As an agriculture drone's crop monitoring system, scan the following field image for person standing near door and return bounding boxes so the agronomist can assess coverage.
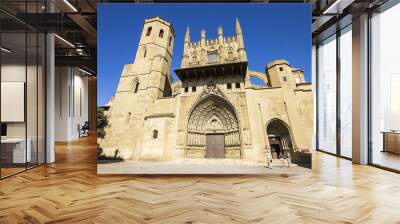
[265,150,272,169]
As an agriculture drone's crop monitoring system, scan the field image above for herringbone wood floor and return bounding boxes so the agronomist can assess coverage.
[1,135,400,224]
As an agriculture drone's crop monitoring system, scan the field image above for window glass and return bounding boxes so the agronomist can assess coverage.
[27,30,38,169]
[0,2,46,178]
[371,4,400,170]
[1,30,28,177]
[317,34,337,154]
[339,26,352,158]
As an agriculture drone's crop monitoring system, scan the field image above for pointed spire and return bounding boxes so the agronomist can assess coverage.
[201,29,206,40]
[235,18,246,61]
[201,29,206,46]
[236,18,242,34]
[218,26,223,44]
[183,26,190,60]
[184,26,190,43]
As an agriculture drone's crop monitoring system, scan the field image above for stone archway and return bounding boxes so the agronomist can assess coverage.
[266,119,294,159]
[187,93,241,158]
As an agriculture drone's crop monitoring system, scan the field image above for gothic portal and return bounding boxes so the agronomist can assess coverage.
[186,84,241,158]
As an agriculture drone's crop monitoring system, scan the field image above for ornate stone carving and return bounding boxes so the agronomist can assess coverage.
[187,94,240,148]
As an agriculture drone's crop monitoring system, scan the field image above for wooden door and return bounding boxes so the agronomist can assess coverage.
[206,134,225,158]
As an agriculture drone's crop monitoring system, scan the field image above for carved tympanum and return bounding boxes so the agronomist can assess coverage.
[187,92,240,148]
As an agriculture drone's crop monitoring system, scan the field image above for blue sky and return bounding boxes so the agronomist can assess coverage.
[98,4,311,106]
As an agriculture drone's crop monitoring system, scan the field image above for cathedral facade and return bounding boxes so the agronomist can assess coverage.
[99,17,313,163]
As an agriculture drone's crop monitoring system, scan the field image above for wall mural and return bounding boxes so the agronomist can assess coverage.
[97,4,312,174]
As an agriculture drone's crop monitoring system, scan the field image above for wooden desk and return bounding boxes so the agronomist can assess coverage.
[1,138,31,163]
[382,131,400,154]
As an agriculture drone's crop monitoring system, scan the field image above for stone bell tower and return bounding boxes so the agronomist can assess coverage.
[133,16,175,98]
[113,16,175,99]
[99,17,175,159]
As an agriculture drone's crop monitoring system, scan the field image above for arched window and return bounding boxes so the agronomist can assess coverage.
[146,27,152,36]
[192,55,197,63]
[159,29,164,38]
[143,50,147,58]
[169,36,172,46]
[152,129,158,139]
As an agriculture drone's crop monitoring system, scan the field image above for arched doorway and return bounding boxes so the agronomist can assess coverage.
[266,119,294,159]
[187,94,240,158]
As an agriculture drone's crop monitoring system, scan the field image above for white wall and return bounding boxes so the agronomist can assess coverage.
[55,67,89,141]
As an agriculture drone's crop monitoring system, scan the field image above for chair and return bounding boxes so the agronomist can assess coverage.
[79,121,90,138]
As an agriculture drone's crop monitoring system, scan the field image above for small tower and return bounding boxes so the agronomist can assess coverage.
[266,60,296,88]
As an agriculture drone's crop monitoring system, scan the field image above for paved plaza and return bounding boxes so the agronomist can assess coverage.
[98,159,308,175]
